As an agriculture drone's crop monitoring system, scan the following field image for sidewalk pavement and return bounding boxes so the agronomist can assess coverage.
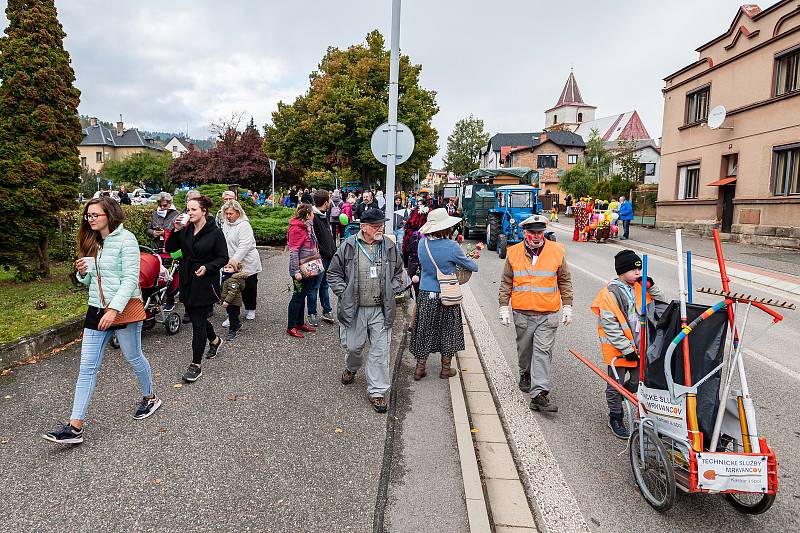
[0,250,469,532]
[553,220,800,297]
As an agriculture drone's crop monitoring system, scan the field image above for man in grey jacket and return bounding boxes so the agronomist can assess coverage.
[327,208,406,413]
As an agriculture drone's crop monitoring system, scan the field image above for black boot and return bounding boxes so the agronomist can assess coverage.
[518,372,531,393]
[530,392,558,412]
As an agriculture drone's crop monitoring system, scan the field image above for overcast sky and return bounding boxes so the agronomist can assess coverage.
[1,0,754,167]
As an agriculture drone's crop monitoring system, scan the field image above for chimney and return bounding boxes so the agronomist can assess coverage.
[89,117,98,127]
[539,133,547,143]
[116,114,124,136]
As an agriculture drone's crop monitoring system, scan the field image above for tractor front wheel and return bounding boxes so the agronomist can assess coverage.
[486,215,500,251]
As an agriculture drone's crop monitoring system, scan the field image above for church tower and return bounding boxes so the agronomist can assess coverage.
[544,70,596,131]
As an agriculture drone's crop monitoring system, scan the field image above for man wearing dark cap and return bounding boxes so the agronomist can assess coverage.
[590,249,665,438]
[327,208,406,413]
[498,215,573,413]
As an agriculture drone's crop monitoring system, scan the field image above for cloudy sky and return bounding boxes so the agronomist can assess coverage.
[2,0,754,166]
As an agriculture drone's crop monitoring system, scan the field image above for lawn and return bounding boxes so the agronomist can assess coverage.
[0,262,87,344]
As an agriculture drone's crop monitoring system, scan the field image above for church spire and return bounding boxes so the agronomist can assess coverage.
[555,70,585,107]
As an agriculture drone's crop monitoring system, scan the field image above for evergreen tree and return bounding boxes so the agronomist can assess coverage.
[443,115,489,177]
[0,1,82,280]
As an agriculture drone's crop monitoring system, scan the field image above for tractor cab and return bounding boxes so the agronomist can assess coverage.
[486,185,541,258]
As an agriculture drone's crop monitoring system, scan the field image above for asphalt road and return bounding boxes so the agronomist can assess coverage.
[466,226,800,533]
[0,251,467,533]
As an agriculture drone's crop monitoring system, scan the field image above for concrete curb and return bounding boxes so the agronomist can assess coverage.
[450,348,493,533]
[457,315,539,532]
[549,222,800,298]
[0,316,83,371]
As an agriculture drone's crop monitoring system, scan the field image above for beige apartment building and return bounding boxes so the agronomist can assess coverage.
[658,1,800,248]
[79,117,165,174]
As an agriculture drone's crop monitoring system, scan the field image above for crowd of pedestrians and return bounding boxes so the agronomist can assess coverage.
[44,183,483,443]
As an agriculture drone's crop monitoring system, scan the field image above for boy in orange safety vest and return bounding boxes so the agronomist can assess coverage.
[590,250,665,439]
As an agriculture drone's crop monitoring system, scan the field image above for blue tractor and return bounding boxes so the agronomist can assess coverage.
[485,185,542,259]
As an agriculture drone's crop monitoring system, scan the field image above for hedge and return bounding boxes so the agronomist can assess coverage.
[50,196,293,261]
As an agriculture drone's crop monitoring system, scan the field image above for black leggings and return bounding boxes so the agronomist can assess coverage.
[242,274,258,311]
[187,304,216,365]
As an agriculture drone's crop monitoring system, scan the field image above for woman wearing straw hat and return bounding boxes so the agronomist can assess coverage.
[409,208,479,380]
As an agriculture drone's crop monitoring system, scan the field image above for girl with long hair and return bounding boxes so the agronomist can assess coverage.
[166,195,229,383]
[43,198,161,445]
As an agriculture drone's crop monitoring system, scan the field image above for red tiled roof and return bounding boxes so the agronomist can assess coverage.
[555,71,585,107]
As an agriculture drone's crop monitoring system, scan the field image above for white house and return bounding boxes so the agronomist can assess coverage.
[478,132,536,169]
[165,136,194,158]
[608,139,661,185]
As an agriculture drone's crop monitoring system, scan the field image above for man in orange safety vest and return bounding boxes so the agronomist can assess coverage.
[498,215,573,413]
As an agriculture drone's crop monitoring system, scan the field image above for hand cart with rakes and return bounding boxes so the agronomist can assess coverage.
[571,229,795,513]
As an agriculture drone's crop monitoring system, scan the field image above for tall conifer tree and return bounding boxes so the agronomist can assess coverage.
[0,0,82,279]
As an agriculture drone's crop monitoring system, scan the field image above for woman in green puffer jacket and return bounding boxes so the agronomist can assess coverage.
[43,197,162,445]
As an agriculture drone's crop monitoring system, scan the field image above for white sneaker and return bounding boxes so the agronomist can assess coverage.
[246,310,256,320]
[222,318,230,327]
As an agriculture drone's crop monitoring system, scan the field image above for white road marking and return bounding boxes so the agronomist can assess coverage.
[567,250,800,383]
[461,284,590,533]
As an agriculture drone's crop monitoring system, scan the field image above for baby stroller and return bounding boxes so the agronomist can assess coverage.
[110,246,182,348]
[343,221,361,239]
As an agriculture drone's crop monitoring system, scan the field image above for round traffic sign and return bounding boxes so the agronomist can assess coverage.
[371,121,415,166]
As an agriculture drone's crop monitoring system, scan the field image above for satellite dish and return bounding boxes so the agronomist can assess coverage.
[708,105,727,129]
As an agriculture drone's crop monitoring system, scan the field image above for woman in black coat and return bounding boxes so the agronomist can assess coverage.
[166,195,229,383]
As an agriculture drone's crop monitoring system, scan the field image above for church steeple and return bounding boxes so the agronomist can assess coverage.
[555,70,585,107]
[544,69,596,131]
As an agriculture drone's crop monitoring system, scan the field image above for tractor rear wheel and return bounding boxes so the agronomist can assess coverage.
[486,215,500,251]
[462,224,470,240]
[498,234,508,259]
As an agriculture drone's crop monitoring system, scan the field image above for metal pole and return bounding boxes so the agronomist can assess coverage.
[687,251,693,304]
[385,0,401,234]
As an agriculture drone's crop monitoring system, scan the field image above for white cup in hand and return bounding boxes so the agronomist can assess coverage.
[79,256,95,274]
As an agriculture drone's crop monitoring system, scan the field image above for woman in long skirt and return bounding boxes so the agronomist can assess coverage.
[409,208,479,380]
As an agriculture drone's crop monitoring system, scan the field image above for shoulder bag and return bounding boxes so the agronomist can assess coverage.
[96,252,146,326]
[298,225,324,278]
[423,239,462,306]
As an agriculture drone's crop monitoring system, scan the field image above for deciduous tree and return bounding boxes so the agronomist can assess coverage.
[102,151,173,192]
[443,115,489,177]
[0,0,83,279]
[263,30,439,190]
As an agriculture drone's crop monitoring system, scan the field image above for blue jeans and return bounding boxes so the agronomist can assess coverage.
[288,276,316,328]
[622,219,631,239]
[307,258,332,315]
[71,322,153,421]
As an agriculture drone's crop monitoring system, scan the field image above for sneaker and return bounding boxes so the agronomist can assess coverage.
[308,314,320,327]
[370,395,388,413]
[246,310,256,320]
[608,418,630,440]
[162,302,175,313]
[206,336,223,359]
[225,327,240,341]
[42,423,84,444]
[287,327,304,338]
[321,312,335,323]
[133,395,163,420]
[518,372,531,393]
[298,323,316,333]
[530,392,558,412]
[182,313,192,324]
[183,363,202,383]
[341,369,356,385]
[222,318,230,327]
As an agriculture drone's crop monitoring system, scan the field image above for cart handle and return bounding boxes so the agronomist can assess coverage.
[569,349,639,406]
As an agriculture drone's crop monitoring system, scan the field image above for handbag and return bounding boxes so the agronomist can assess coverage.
[299,253,324,278]
[95,254,146,326]
[423,239,462,306]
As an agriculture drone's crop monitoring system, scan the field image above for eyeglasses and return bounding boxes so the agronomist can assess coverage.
[84,213,108,221]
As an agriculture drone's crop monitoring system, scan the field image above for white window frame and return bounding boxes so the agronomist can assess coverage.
[678,164,700,199]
